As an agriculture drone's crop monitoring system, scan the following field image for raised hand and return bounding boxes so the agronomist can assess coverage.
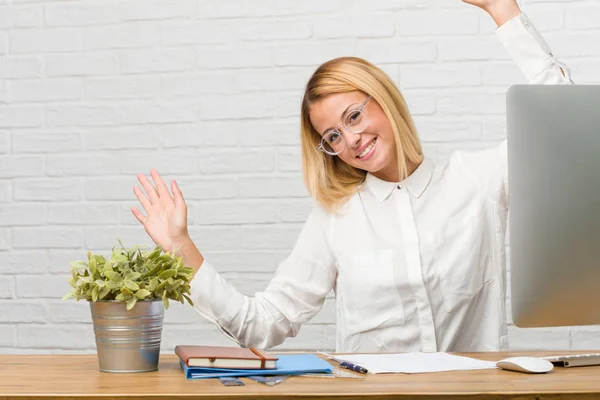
[131,169,189,254]
[462,0,521,27]
[462,0,497,11]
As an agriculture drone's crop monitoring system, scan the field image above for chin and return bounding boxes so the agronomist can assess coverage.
[361,152,395,177]
[365,164,385,175]
[354,161,383,175]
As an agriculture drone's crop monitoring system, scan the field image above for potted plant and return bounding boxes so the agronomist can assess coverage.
[63,238,195,373]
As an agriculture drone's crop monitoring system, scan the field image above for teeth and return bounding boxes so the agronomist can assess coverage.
[358,139,376,158]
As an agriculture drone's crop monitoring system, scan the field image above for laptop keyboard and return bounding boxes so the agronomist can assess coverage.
[542,353,600,367]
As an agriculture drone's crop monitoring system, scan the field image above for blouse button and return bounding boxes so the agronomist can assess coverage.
[397,184,402,190]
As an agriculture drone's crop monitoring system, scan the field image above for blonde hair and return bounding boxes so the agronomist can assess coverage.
[301,57,424,212]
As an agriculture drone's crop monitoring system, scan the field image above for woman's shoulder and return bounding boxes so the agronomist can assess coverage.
[442,140,507,177]
[433,140,508,201]
[310,185,365,217]
[305,198,339,227]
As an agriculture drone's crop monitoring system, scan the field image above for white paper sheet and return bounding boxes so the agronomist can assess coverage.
[334,352,498,374]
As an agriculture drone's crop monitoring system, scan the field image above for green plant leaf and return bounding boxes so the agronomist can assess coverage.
[89,258,97,275]
[64,239,195,308]
[106,280,121,290]
[183,294,194,306]
[117,236,126,251]
[147,247,161,260]
[162,290,169,309]
[158,269,176,280]
[69,260,88,269]
[124,272,142,281]
[98,286,110,300]
[144,262,162,278]
[173,290,183,303]
[181,284,191,295]
[104,270,122,282]
[124,280,139,291]
[135,289,151,299]
[167,279,183,292]
[113,253,128,263]
[126,296,137,311]
[75,277,89,287]
[157,254,172,264]
[178,267,194,276]
[157,279,169,292]
[62,288,76,300]
[103,260,114,271]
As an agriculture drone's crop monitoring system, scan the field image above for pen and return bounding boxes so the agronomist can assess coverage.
[338,360,368,374]
[316,350,368,374]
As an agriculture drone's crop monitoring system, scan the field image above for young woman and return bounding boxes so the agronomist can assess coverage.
[132,0,573,352]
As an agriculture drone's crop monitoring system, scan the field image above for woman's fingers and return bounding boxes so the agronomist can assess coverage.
[131,206,147,224]
[171,180,186,209]
[133,185,152,213]
[137,173,160,205]
[150,168,174,205]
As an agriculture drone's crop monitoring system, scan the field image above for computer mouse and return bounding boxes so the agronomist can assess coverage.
[496,356,554,374]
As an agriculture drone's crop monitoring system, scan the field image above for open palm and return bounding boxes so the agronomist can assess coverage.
[131,169,189,253]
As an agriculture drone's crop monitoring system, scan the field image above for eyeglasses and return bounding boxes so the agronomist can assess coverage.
[316,95,372,156]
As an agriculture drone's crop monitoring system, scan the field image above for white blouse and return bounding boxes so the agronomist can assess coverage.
[189,13,574,353]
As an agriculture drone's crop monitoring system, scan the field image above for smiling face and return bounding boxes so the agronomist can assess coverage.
[309,91,399,182]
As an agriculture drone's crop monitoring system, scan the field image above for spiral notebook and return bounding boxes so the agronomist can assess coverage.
[179,354,333,379]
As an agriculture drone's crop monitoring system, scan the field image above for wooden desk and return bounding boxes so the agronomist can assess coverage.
[1,351,600,399]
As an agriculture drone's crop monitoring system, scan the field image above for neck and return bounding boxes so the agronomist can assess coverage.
[372,157,422,182]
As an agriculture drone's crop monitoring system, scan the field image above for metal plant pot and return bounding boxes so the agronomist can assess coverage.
[89,299,164,373]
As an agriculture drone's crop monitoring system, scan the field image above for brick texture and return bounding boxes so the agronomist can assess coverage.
[0,0,598,354]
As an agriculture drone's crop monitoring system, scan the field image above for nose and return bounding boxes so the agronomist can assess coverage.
[342,127,361,149]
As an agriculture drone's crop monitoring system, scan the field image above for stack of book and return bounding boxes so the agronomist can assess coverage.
[175,345,333,380]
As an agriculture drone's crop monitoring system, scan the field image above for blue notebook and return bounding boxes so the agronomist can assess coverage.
[179,354,333,379]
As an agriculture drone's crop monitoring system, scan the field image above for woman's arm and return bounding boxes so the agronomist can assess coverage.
[132,169,336,350]
[465,0,573,84]
[189,204,337,349]
[456,0,573,209]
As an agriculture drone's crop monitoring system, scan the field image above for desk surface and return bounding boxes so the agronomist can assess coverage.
[1,351,600,400]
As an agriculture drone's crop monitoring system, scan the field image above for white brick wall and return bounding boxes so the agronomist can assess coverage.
[0,0,599,355]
